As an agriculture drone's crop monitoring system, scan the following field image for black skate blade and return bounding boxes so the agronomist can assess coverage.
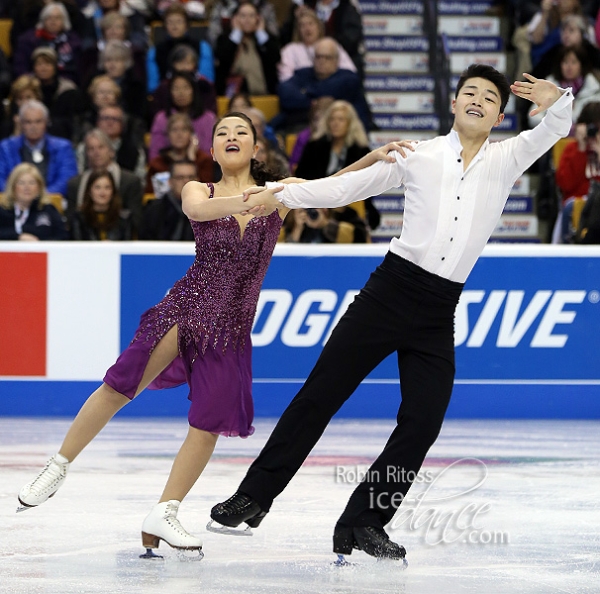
[139,548,163,559]
[206,519,253,536]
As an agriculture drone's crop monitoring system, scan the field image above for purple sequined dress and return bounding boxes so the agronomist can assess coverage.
[104,184,282,437]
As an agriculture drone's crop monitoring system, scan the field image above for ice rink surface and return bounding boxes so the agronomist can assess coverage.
[1,417,599,594]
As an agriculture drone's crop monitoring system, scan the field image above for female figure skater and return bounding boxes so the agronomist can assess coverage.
[17,111,408,558]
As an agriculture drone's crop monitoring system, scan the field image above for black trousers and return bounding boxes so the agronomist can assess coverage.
[240,252,464,529]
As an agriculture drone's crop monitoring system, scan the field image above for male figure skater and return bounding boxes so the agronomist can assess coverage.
[210,65,573,562]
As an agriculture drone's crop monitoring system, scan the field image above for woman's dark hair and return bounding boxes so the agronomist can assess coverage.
[228,91,252,111]
[168,43,199,71]
[455,64,511,113]
[553,45,590,80]
[167,70,205,119]
[211,111,284,184]
[81,169,122,231]
[577,100,600,125]
[233,1,258,17]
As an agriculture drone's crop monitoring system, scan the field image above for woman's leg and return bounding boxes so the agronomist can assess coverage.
[158,426,219,503]
[59,325,180,462]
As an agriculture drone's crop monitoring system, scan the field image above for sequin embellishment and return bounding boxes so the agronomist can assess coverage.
[132,183,282,361]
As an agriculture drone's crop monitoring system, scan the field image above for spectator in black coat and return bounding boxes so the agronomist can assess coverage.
[295,99,379,234]
[0,163,66,240]
[70,168,132,240]
[214,0,280,96]
[140,160,197,241]
[31,46,84,141]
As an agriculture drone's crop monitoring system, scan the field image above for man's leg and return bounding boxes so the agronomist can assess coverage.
[337,348,455,530]
[239,298,398,511]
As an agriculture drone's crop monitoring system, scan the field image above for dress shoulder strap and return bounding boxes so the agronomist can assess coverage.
[206,182,214,199]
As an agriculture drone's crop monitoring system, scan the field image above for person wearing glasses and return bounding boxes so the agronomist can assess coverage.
[140,159,199,241]
[274,37,370,133]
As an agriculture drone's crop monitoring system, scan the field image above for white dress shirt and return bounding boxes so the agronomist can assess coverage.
[269,89,573,283]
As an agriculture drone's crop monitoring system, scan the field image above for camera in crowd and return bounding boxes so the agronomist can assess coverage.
[305,208,320,221]
[587,123,599,138]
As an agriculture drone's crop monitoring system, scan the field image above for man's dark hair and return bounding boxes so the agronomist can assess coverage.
[169,158,196,175]
[455,64,511,113]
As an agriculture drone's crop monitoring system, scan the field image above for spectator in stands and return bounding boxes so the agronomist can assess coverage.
[0,75,43,139]
[98,40,147,118]
[81,12,146,90]
[146,113,214,193]
[140,159,197,240]
[255,135,290,178]
[295,99,375,239]
[228,91,253,110]
[70,169,133,240]
[280,0,365,77]
[93,105,146,181]
[0,100,77,198]
[528,45,600,127]
[527,0,590,66]
[150,71,216,160]
[288,96,334,171]
[537,15,600,78]
[68,128,143,233]
[149,44,217,122]
[278,7,356,82]
[81,0,147,52]
[214,0,280,97]
[556,101,600,200]
[0,163,67,240]
[0,48,10,104]
[155,0,206,20]
[208,0,279,45]
[280,207,360,243]
[31,46,84,141]
[147,2,214,94]
[235,105,280,151]
[13,2,82,84]
[275,37,371,132]
[9,0,85,53]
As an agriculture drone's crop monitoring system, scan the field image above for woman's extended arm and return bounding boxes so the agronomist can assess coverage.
[182,182,284,221]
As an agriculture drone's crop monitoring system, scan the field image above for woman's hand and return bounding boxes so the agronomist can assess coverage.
[370,140,417,163]
[241,185,285,215]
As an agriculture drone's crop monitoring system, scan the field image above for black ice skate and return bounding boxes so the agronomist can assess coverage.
[207,492,267,536]
[333,524,408,567]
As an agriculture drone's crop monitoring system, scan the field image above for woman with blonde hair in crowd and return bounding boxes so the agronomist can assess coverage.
[0,163,66,240]
[277,7,356,82]
[295,100,379,238]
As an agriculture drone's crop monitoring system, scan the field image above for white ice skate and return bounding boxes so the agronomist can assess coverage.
[140,500,204,560]
[17,453,70,512]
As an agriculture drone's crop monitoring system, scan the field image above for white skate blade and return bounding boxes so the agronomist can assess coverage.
[206,519,253,536]
[176,549,205,562]
[16,504,33,513]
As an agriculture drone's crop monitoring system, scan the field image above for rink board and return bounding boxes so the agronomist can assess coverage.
[1,244,600,419]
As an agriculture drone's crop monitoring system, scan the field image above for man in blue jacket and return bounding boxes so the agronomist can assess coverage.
[275,37,371,132]
[0,100,78,198]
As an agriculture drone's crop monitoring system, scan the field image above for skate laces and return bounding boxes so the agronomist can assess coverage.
[28,458,67,495]
[219,492,252,513]
[164,503,191,537]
